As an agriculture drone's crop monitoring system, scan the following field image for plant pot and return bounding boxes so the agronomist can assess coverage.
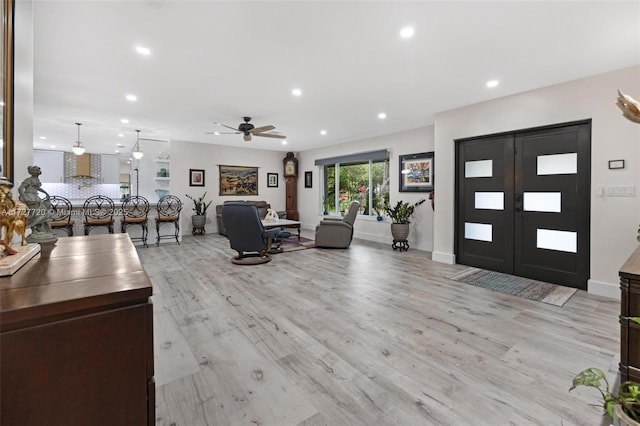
[391,223,409,241]
[614,404,640,426]
[191,214,206,228]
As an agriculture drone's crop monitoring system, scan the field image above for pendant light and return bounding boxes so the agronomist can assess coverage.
[132,129,144,160]
[72,123,86,156]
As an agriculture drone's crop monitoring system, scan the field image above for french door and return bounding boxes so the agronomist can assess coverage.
[455,121,591,290]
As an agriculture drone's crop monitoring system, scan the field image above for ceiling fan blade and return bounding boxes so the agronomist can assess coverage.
[139,137,169,142]
[214,122,241,132]
[244,134,252,142]
[254,132,286,139]
[249,125,275,134]
[205,131,240,135]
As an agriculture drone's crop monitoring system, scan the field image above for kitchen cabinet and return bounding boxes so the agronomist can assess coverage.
[33,149,64,183]
[100,154,120,184]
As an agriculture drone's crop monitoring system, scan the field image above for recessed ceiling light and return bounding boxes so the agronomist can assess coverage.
[486,79,499,88]
[115,150,120,153]
[214,131,220,136]
[116,143,125,148]
[121,118,129,124]
[135,46,151,56]
[400,27,415,39]
[378,112,387,119]
[40,136,46,140]
[126,94,138,102]
[291,88,302,97]
[282,140,288,145]
[320,130,327,135]
[118,133,124,137]
[50,145,56,148]
[126,161,131,164]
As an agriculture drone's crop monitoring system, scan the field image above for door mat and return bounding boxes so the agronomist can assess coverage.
[277,236,316,253]
[447,268,577,307]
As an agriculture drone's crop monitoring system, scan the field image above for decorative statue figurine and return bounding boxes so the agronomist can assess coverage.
[18,165,58,244]
[616,89,640,124]
[264,208,279,221]
[0,177,28,254]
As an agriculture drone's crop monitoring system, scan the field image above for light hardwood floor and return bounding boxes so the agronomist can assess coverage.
[138,233,620,426]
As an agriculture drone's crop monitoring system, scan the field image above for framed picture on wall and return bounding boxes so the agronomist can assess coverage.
[219,165,258,196]
[304,171,312,188]
[399,152,434,192]
[267,172,278,188]
[189,169,205,187]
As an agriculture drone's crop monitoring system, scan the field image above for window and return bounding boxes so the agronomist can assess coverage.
[315,150,389,216]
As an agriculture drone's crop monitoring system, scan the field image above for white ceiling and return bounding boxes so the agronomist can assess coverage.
[32,1,640,158]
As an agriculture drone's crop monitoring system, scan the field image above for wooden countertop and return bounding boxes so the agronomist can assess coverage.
[620,245,640,280]
[0,234,152,331]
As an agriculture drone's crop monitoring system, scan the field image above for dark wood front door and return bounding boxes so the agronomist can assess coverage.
[456,121,591,290]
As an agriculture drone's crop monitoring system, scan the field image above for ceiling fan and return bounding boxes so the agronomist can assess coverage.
[207,116,286,142]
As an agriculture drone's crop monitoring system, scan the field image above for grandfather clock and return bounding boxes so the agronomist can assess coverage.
[283,152,299,220]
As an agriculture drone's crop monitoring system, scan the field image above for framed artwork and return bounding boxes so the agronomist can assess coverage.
[267,172,278,188]
[2,0,15,181]
[399,152,434,192]
[304,171,312,188]
[189,169,205,187]
[219,165,259,196]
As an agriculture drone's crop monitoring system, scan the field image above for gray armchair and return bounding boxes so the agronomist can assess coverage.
[222,203,289,264]
[315,201,359,248]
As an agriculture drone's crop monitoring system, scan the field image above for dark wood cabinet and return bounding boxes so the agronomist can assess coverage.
[0,234,154,426]
[619,245,640,382]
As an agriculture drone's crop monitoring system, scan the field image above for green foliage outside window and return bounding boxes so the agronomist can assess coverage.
[323,160,389,216]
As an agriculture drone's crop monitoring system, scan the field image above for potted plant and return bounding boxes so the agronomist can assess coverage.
[570,366,640,425]
[185,192,212,231]
[372,192,387,221]
[383,198,425,243]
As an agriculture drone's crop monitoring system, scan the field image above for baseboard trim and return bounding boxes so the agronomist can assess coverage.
[587,279,620,300]
[432,251,456,264]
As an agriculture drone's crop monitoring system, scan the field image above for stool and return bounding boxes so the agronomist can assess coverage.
[155,195,182,246]
[83,195,115,235]
[121,196,149,247]
[49,195,75,237]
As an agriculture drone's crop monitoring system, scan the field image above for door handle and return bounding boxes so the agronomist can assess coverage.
[515,194,522,212]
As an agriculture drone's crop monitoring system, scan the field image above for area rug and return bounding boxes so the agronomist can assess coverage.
[277,236,316,253]
[447,267,577,307]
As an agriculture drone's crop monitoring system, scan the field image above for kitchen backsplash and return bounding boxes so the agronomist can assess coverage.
[41,182,120,201]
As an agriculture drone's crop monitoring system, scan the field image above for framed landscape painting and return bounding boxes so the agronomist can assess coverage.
[399,152,434,192]
[219,165,259,196]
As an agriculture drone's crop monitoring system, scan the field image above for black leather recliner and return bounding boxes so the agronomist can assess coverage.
[222,203,289,265]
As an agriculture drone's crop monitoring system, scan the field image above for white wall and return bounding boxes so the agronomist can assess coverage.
[299,126,435,251]
[433,66,640,297]
[169,140,288,234]
[13,0,34,184]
